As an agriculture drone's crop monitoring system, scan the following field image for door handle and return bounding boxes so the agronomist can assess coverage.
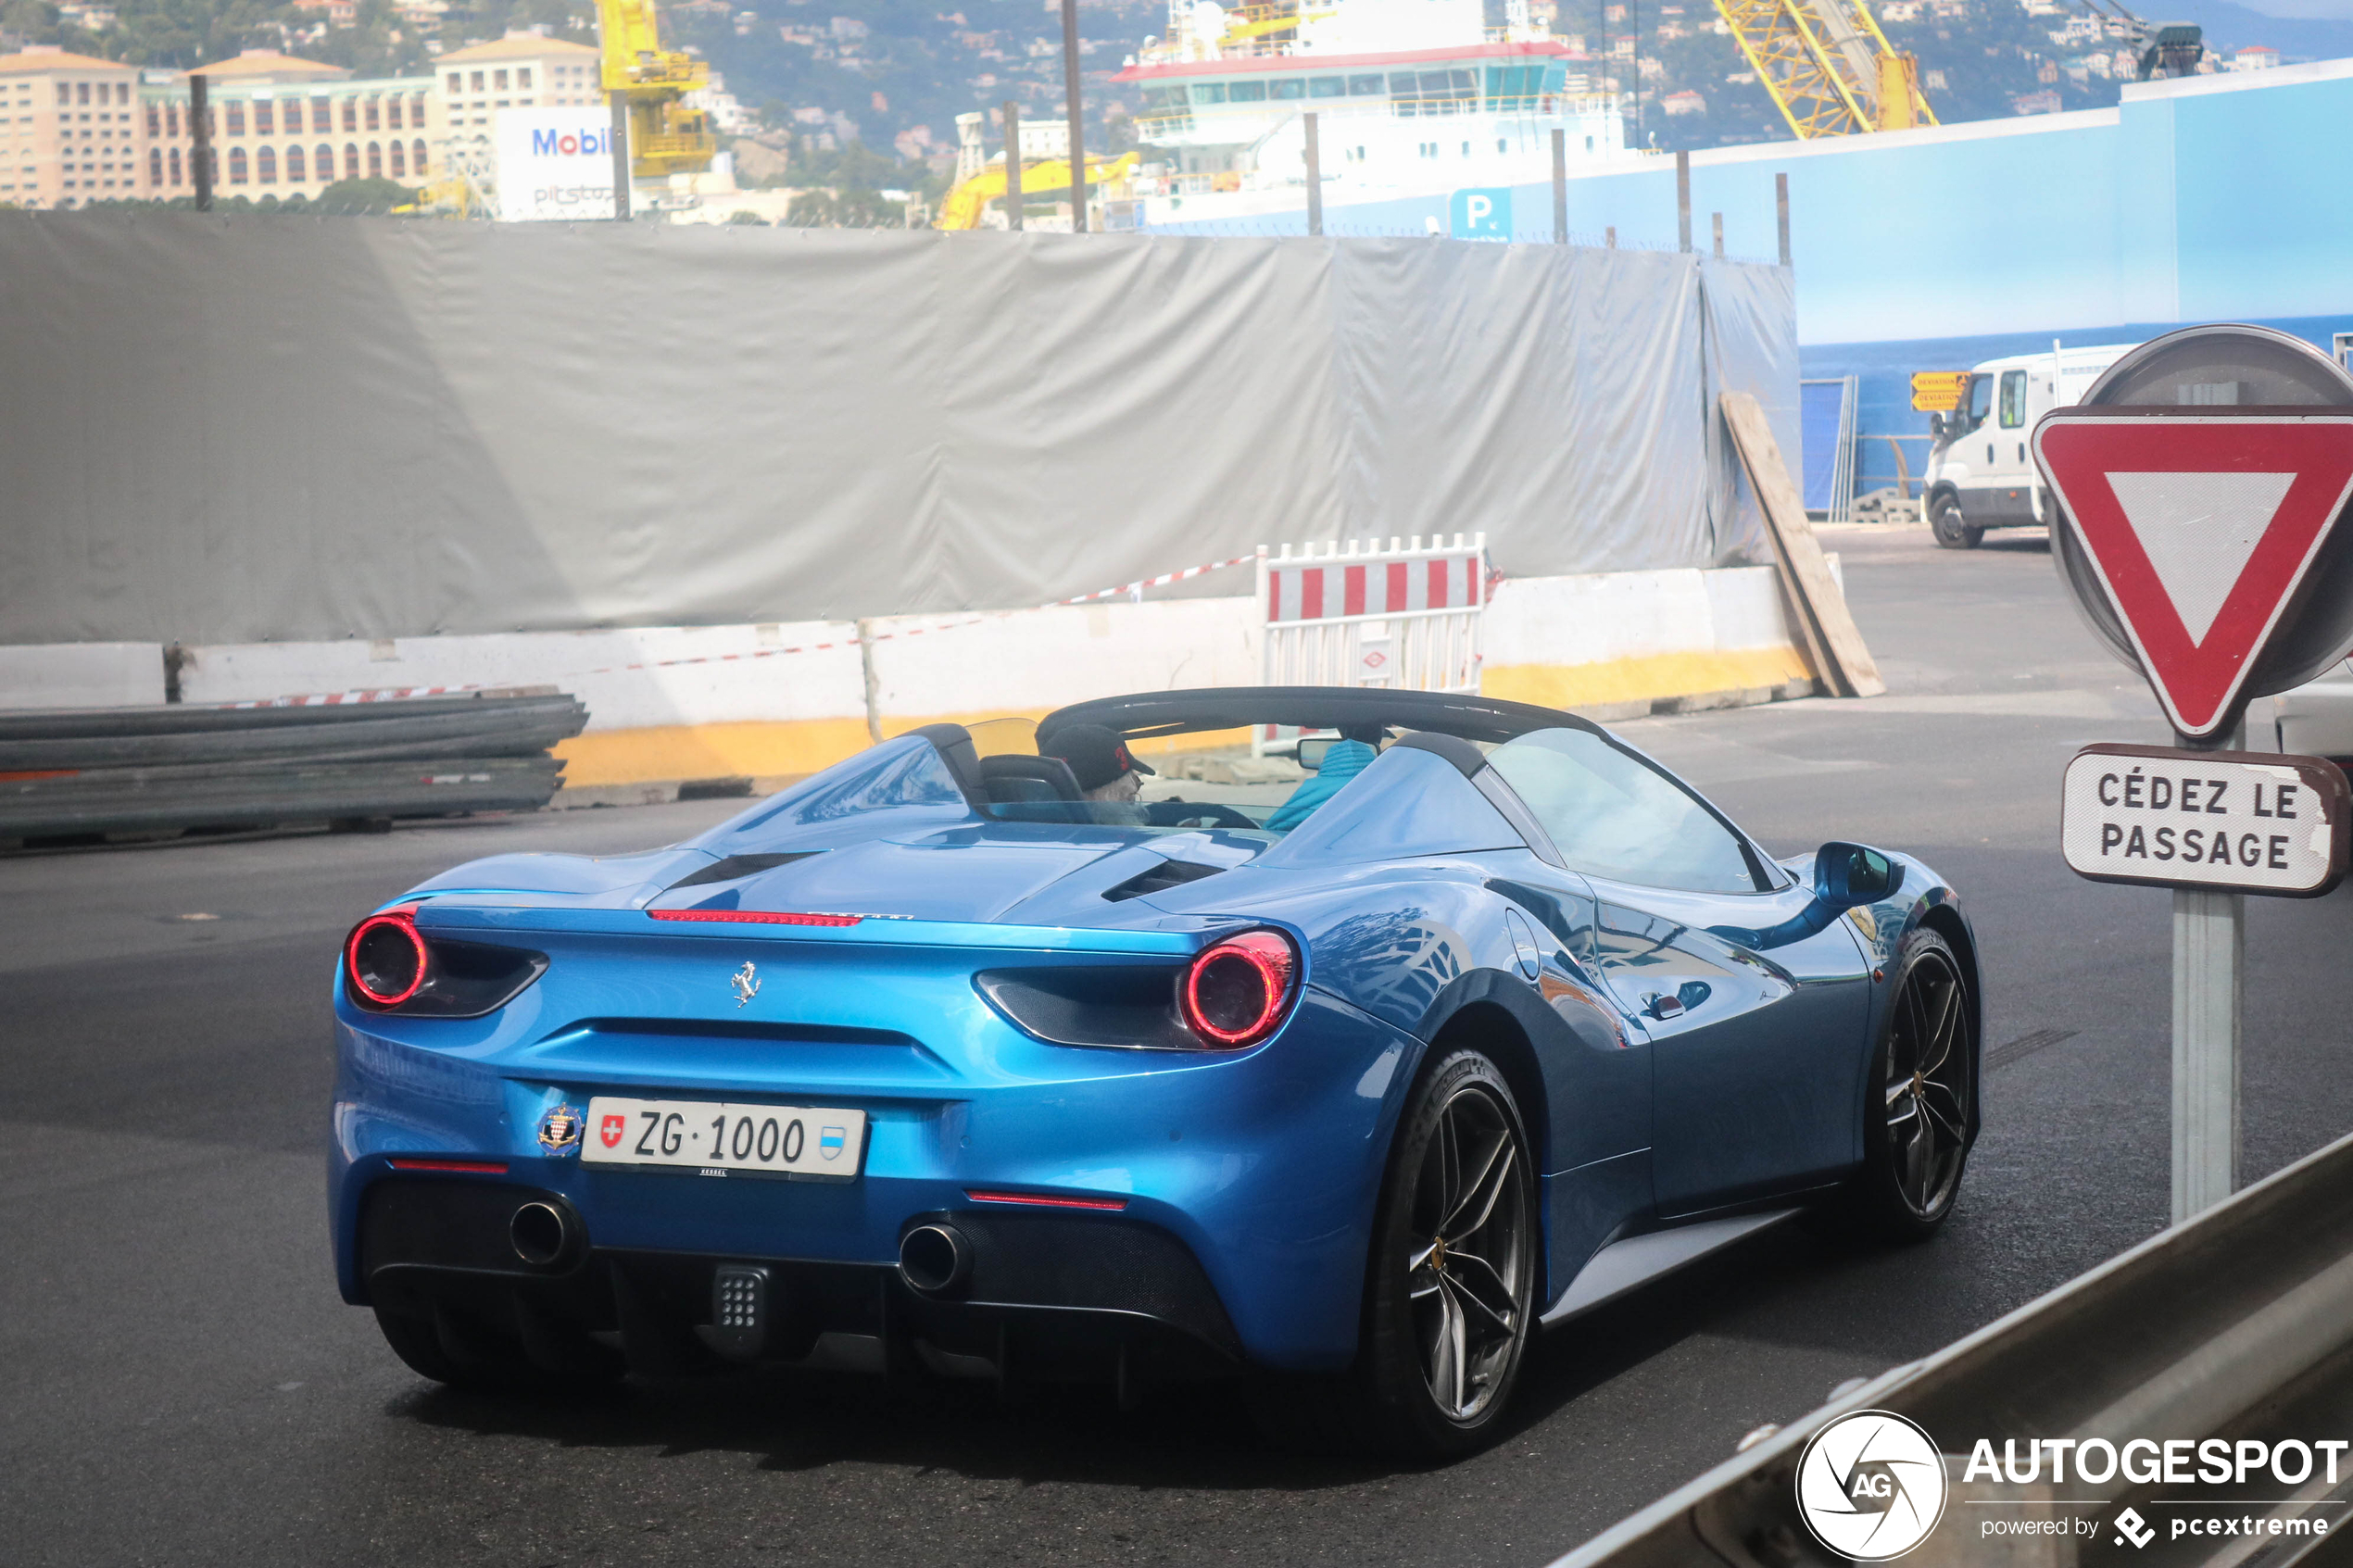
[1643,992,1684,1020]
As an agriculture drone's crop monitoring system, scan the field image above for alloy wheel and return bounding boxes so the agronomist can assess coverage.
[1406,1082,1529,1424]
[1884,948,1970,1218]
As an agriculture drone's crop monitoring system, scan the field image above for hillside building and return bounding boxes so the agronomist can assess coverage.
[436,31,603,134]
[1,44,449,207]
[0,44,145,207]
[145,51,444,201]
[1,32,611,210]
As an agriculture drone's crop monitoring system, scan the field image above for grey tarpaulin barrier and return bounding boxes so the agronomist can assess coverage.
[0,214,1797,646]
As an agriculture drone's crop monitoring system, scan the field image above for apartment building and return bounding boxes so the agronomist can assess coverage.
[142,50,446,202]
[0,45,146,207]
[436,31,603,140]
[2,44,446,207]
[4,31,623,211]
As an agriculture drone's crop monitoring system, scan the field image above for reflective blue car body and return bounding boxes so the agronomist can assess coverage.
[330,697,1978,1379]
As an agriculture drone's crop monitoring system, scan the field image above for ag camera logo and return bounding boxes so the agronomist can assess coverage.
[1795,1410,1949,1560]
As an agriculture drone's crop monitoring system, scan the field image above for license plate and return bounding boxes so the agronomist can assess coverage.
[583,1097,867,1180]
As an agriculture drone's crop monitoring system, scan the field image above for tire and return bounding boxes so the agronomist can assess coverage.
[1929,494,1982,550]
[374,1300,622,1394]
[1255,1047,1541,1458]
[1825,929,1975,1242]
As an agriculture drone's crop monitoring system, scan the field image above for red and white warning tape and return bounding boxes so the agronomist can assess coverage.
[227,553,1261,709]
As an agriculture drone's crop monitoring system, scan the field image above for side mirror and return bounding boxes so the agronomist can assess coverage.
[1815,842,1897,908]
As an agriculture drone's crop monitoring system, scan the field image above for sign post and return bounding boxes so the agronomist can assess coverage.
[2173,875,2240,1219]
[2036,325,2353,1223]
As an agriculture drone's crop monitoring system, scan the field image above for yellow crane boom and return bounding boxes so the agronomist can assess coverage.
[1713,0,1936,138]
[596,0,717,176]
[937,151,1139,231]
[1219,2,1339,47]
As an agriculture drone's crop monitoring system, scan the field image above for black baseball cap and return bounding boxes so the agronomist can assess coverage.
[1041,723,1155,791]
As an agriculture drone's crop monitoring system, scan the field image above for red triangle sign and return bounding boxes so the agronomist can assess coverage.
[2032,411,2353,737]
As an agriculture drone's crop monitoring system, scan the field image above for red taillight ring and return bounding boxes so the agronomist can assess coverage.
[346,910,430,1007]
[1180,929,1298,1047]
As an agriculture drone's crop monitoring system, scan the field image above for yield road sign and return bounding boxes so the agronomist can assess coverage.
[2032,327,2353,1225]
[2034,410,2353,739]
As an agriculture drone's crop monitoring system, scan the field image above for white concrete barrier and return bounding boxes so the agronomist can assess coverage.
[172,563,1833,793]
[0,643,166,709]
[1481,562,1831,718]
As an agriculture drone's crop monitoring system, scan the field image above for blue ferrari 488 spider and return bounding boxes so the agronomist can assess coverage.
[332,687,1979,1454]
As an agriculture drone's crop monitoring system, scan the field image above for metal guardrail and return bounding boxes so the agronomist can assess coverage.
[1552,1124,2353,1566]
[0,701,584,771]
[0,693,586,843]
[0,691,573,740]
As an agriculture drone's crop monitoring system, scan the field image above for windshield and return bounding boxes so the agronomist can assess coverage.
[963,716,1042,757]
[708,722,1313,842]
[936,716,1299,831]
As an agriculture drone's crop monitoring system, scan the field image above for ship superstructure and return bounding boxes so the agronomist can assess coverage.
[1114,0,1627,228]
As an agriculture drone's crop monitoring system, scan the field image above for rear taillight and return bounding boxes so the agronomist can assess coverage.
[346,909,428,1007]
[340,908,545,1018]
[1180,929,1299,1047]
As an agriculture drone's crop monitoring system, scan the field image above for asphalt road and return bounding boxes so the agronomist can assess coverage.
[8,525,2352,1568]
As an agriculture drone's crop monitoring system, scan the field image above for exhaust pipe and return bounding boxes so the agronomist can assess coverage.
[510,1200,574,1266]
[898,1223,973,1296]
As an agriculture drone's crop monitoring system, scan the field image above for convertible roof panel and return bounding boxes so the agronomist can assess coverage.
[1039,687,1593,747]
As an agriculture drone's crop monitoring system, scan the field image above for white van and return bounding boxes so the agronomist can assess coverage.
[1919,344,2138,548]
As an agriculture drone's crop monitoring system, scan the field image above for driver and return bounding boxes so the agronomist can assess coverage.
[1265,723,1383,832]
[1041,724,1153,823]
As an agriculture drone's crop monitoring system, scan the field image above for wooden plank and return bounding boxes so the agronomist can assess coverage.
[1763,511,1841,698]
[1722,392,1839,696]
[1721,391,1886,699]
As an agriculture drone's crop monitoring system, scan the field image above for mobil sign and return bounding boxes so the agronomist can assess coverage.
[495,106,618,222]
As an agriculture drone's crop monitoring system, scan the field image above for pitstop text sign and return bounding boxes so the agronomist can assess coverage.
[2061,743,2350,897]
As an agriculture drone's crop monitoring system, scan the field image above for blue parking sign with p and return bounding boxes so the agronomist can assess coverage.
[1450,187,1513,240]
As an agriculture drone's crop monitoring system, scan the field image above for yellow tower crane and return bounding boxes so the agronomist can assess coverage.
[596,0,718,177]
[1712,0,1937,138]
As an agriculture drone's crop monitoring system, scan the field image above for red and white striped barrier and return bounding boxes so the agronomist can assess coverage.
[1253,535,1491,748]
[1263,536,1486,625]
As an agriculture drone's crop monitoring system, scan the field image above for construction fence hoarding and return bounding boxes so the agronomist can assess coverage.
[0,215,1797,648]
